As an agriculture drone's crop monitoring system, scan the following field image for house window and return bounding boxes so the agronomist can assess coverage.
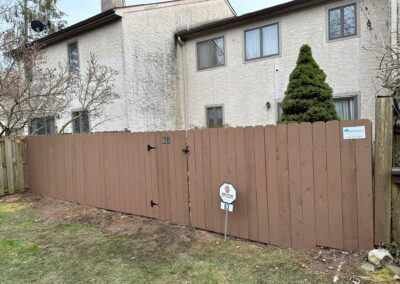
[29,116,56,135]
[197,37,225,70]
[72,111,90,133]
[206,106,223,128]
[245,23,279,60]
[329,3,357,40]
[68,42,79,71]
[277,96,358,121]
[334,96,357,120]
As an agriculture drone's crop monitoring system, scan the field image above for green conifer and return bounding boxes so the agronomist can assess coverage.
[279,44,339,123]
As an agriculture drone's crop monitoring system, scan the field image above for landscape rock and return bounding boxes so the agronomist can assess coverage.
[368,249,393,267]
[361,262,376,272]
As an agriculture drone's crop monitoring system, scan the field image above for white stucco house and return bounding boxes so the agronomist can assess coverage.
[31,0,396,134]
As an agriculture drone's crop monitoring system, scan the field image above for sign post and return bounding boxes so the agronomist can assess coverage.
[219,182,237,242]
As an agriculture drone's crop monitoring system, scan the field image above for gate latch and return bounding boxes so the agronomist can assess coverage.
[150,200,159,207]
[147,144,156,152]
[182,146,190,155]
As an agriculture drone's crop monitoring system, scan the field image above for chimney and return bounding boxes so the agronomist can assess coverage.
[101,0,125,12]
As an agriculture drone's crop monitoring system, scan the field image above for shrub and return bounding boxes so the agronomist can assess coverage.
[279,44,339,123]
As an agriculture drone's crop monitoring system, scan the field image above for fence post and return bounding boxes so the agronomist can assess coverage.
[0,140,4,196]
[15,139,25,192]
[374,96,393,244]
[4,138,15,195]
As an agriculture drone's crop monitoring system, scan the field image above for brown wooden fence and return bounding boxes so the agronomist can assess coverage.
[25,120,373,251]
[0,137,25,197]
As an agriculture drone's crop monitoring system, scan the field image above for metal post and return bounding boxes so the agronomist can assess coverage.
[224,210,229,242]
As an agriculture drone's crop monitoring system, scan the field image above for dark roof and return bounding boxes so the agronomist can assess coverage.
[176,0,332,40]
[37,9,122,47]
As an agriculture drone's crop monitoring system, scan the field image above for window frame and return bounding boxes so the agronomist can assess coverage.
[333,94,359,120]
[276,94,359,122]
[328,3,358,41]
[72,110,90,134]
[196,36,226,71]
[205,105,224,128]
[244,22,280,61]
[29,115,56,135]
[68,41,80,72]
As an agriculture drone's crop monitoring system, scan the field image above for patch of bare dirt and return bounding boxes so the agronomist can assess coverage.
[300,248,368,283]
[8,192,195,238]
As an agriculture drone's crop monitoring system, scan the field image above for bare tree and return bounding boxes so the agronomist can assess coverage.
[377,43,400,93]
[58,53,119,134]
[0,31,119,137]
[0,31,73,136]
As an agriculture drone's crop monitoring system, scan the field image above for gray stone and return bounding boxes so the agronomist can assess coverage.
[368,249,393,267]
[361,262,376,272]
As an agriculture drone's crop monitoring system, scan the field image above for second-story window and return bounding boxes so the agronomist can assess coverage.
[197,37,225,70]
[245,23,279,61]
[329,3,357,40]
[68,42,79,71]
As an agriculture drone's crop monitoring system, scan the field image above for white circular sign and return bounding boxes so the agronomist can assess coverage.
[219,182,237,204]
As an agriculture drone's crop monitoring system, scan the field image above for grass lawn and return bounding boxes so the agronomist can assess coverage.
[0,193,372,283]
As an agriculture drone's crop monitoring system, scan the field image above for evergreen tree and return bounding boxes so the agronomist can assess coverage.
[279,44,339,123]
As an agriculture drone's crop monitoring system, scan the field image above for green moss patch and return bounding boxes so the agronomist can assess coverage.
[0,240,38,263]
[60,224,97,233]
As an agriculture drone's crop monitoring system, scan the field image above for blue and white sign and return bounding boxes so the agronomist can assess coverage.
[343,126,366,140]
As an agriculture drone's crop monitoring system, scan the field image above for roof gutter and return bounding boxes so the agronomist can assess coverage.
[37,9,122,48]
[176,0,334,40]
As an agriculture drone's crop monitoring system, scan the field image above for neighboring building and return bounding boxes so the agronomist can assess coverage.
[31,0,395,134]
[33,0,235,134]
[176,0,391,129]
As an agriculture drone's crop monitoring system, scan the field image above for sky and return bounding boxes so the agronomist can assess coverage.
[58,0,292,26]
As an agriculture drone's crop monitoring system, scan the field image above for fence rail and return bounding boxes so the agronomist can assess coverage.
[0,137,25,197]
[25,120,373,251]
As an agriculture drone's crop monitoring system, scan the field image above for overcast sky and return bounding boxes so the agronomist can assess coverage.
[58,0,292,26]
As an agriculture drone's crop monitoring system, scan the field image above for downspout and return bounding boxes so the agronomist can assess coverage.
[391,0,398,51]
[178,36,188,131]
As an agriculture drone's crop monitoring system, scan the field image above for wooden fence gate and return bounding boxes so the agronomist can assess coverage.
[25,132,190,225]
[0,137,25,197]
[25,120,373,251]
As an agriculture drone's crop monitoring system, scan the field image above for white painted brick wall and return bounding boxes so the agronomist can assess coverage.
[183,0,390,129]
[119,0,234,132]
[39,0,234,134]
